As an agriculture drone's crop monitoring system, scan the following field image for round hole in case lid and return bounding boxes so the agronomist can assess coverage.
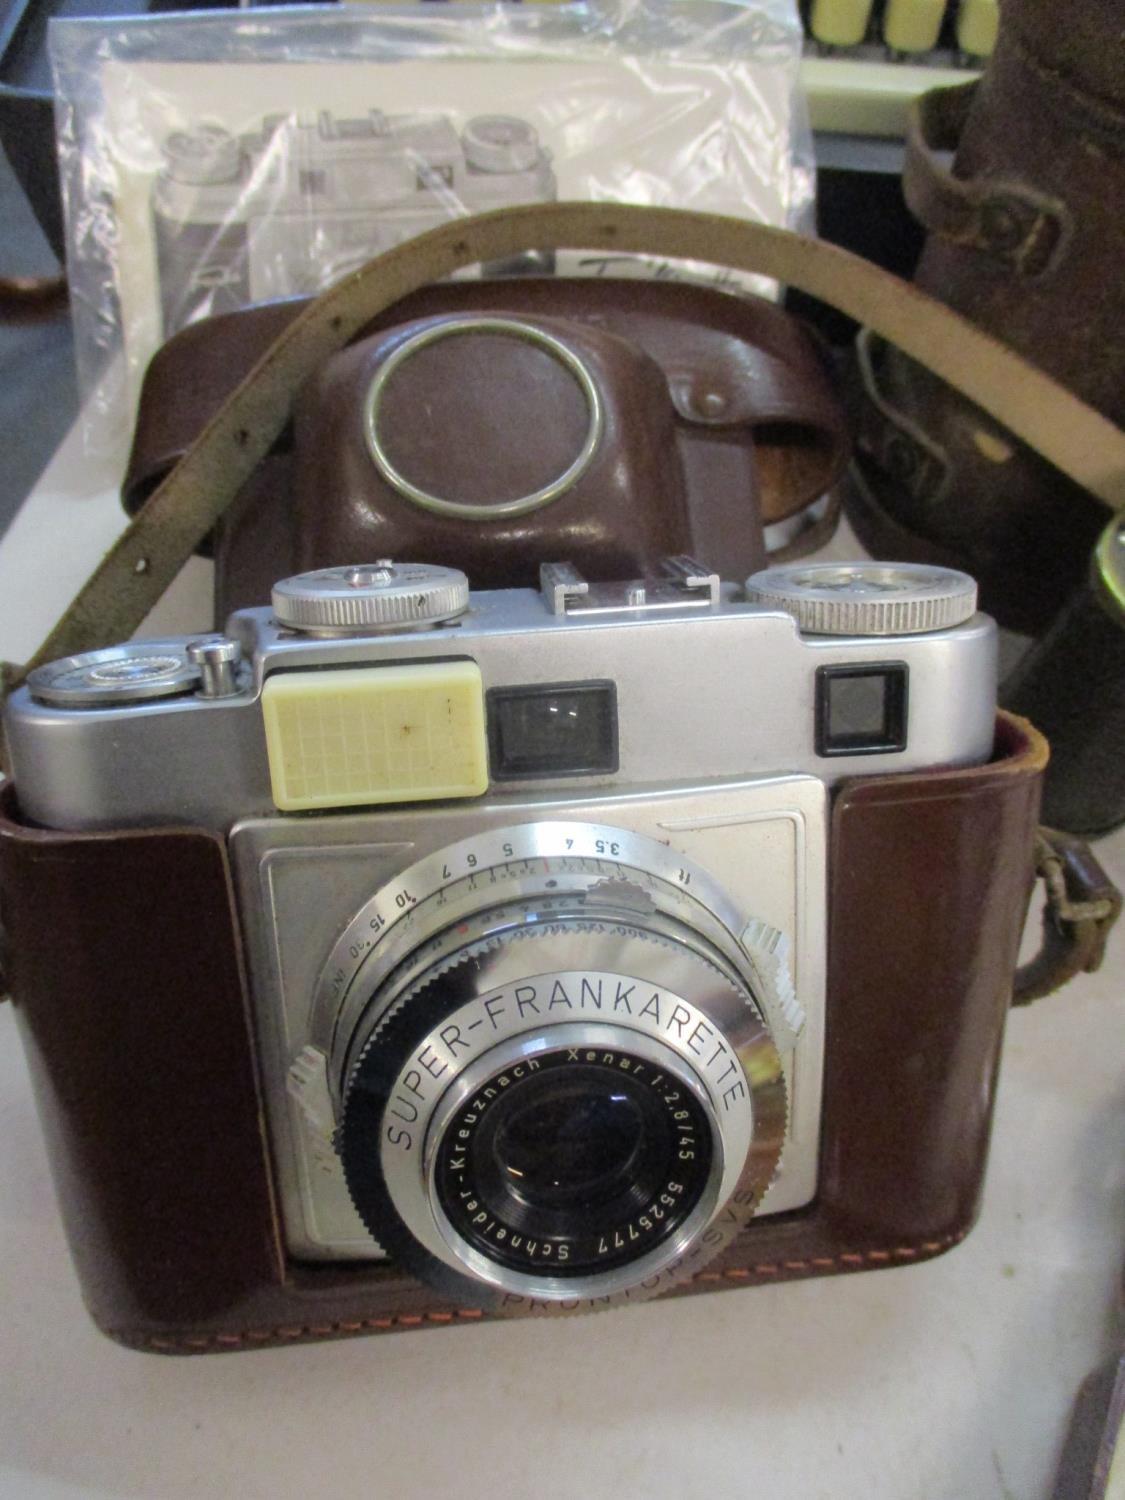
[364,317,604,521]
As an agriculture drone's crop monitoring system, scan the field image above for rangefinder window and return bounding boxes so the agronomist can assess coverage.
[487,680,618,779]
[816,664,908,757]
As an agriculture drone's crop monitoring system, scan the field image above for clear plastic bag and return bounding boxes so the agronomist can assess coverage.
[50,0,814,466]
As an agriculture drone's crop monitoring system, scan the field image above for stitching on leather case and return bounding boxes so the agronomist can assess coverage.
[117,1231,967,1352]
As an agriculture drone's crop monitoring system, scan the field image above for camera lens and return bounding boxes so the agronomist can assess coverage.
[332,826,791,1314]
[433,1049,713,1277]
[488,1071,649,1210]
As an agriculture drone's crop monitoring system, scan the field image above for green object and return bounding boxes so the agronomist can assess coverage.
[800,56,976,136]
[1094,511,1125,620]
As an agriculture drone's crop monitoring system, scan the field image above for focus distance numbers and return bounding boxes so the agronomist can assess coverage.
[313,821,749,1073]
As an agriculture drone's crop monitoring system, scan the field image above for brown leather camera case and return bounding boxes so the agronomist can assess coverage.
[124,279,849,623]
[0,713,1045,1354]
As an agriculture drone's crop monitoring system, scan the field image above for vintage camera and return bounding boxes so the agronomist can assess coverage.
[0,554,1050,1351]
[152,110,556,334]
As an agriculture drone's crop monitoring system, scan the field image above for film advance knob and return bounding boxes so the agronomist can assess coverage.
[745,562,978,636]
[271,561,470,634]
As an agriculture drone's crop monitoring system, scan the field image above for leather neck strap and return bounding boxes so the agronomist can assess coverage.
[4,201,1125,696]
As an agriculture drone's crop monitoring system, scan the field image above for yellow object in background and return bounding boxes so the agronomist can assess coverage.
[262,661,489,812]
[883,0,946,53]
[809,0,876,48]
[956,0,999,59]
[341,0,569,4]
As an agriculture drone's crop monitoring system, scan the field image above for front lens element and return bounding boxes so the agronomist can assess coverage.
[434,1045,714,1277]
[490,1068,649,1208]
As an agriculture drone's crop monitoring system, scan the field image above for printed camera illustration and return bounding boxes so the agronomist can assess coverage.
[0,556,1048,1350]
[152,110,557,334]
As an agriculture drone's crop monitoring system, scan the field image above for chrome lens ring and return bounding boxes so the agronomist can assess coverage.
[363,316,604,522]
[423,1024,724,1299]
[339,919,786,1315]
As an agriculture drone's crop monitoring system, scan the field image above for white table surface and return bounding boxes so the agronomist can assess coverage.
[1,425,1122,1500]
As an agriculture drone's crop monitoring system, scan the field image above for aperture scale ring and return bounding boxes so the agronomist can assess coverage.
[311,820,799,1102]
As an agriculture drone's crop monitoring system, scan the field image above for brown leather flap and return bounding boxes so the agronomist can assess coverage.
[0,793,282,1327]
[123,278,849,530]
[814,711,1045,1238]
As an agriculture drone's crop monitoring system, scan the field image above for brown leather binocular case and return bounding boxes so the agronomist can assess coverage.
[846,0,1125,833]
[0,204,1121,1354]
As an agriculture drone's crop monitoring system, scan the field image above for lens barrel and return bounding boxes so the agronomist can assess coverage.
[338,881,787,1314]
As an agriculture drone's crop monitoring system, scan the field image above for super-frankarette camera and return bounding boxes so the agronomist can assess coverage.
[4,556,996,1320]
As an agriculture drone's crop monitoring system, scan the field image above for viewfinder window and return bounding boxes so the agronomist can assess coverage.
[816,664,908,757]
[488,681,618,780]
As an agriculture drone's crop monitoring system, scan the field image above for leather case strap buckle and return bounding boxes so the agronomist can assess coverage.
[903,81,1072,279]
[1013,828,1123,1004]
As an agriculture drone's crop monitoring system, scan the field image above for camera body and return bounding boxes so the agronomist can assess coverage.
[152,111,556,333]
[0,558,1048,1350]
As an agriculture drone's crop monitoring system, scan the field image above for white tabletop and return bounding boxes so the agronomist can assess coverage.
[1,425,1122,1500]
